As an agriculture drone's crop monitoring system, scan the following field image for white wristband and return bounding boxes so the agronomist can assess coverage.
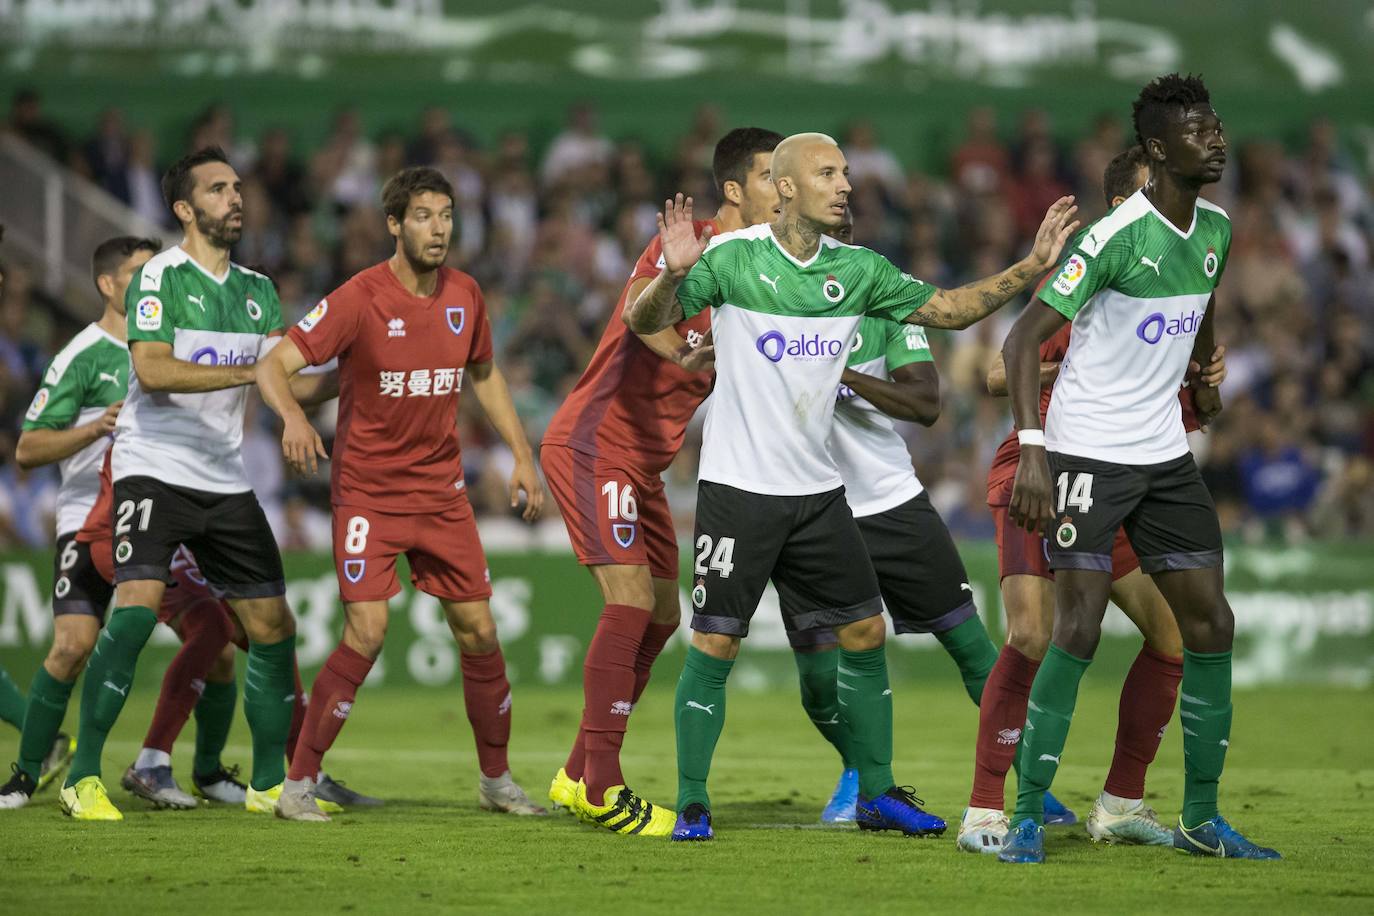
[1017,429,1046,448]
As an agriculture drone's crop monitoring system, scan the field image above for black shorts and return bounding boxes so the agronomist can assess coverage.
[779,492,977,648]
[112,476,285,599]
[1046,452,1223,575]
[690,481,882,639]
[52,532,115,620]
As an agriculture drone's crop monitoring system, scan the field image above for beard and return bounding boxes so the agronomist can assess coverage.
[193,204,243,247]
[401,232,448,270]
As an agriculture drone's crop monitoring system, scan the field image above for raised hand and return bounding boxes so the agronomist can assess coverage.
[1027,196,1081,273]
[658,193,714,278]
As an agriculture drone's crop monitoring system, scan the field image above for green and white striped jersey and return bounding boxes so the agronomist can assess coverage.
[830,318,933,517]
[677,224,935,496]
[115,246,284,493]
[21,324,128,536]
[1039,190,1230,465]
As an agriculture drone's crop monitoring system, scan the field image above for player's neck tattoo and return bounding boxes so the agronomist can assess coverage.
[773,215,821,261]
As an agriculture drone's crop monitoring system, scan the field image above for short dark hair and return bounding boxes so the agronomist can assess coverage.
[1102,146,1150,206]
[712,127,784,196]
[381,167,454,222]
[161,146,231,219]
[92,236,162,293]
[1132,73,1211,149]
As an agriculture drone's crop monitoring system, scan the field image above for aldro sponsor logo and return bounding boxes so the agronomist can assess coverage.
[190,347,258,365]
[1135,309,1203,345]
[755,331,847,363]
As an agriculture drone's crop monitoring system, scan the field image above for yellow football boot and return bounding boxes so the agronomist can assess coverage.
[549,768,579,813]
[573,782,675,837]
[59,776,123,821]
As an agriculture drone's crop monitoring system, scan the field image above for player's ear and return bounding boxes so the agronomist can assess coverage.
[96,273,116,301]
[775,176,794,201]
[721,180,744,207]
[172,199,194,228]
[386,214,401,238]
[1145,136,1167,164]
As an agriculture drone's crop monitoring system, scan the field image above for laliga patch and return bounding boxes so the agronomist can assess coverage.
[246,297,263,321]
[445,306,465,336]
[135,296,163,332]
[612,523,636,549]
[343,559,366,584]
[1203,247,1219,279]
[1052,255,1087,296]
[25,387,49,422]
[298,299,328,332]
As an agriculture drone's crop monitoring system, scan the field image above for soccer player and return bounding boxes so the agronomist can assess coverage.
[540,127,782,837]
[624,132,1079,840]
[58,147,306,821]
[781,213,1071,829]
[1,237,158,809]
[258,166,547,822]
[959,146,1227,853]
[997,75,1279,863]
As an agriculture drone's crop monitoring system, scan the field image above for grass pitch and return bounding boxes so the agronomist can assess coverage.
[5,675,1372,914]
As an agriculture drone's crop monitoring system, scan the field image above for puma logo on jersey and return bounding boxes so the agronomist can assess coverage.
[759,273,780,294]
[1140,254,1164,275]
[685,701,715,715]
[187,294,205,311]
[960,582,972,592]
[99,371,121,386]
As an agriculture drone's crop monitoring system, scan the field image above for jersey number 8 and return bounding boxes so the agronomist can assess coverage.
[344,516,370,555]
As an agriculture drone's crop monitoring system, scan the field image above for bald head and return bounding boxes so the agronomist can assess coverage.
[772,132,850,232]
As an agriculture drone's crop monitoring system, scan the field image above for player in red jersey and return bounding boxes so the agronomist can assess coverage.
[540,127,783,835]
[257,167,546,821]
[957,147,1228,852]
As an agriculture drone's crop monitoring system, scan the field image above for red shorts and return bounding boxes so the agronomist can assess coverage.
[540,443,679,580]
[991,505,1141,582]
[89,539,232,625]
[332,497,491,604]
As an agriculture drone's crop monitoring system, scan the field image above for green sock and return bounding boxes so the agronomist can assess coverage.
[0,666,26,730]
[17,667,75,780]
[242,636,296,791]
[839,646,895,799]
[66,606,158,786]
[1180,649,1233,827]
[934,617,1000,706]
[793,648,855,769]
[1011,644,1091,826]
[193,679,238,778]
[674,646,733,810]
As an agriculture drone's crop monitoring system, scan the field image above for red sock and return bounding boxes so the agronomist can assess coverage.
[287,643,373,782]
[563,729,587,782]
[286,662,306,765]
[1104,645,1183,799]
[969,645,1041,810]
[461,649,513,779]
[632,621,677,701]
[143,605,233,753]
[580,604,652,805]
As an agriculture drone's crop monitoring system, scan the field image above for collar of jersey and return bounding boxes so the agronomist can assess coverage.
[90,322,128,350]
[176,245,232,285]
[767,225,823,269]
[1136,190,1198,240]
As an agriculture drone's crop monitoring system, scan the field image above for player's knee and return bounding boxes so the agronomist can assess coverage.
[1052,611,1102,658]
[461,619,500,654]
[207,642,237,682]
[594,565,656,610]
[1006,625,1050,661]
[837,615,886,651]
[344,618,388,658]
[690,630,739,660]
[46,636,93,680]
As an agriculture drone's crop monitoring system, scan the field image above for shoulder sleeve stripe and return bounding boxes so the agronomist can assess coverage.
[700,223,768,253]
[1080,192,1151,258]
[42,324,103,385]
[1196,197,1230,220]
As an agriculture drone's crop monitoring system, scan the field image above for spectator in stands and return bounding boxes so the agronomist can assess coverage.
[7,87,69,165]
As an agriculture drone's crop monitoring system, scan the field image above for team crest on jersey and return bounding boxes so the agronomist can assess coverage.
[135,296,162,331]
[246,297,263,321]
[115,540,133,563]
[446,307,465,336]
[54,576,71,599]
[612,524,636,549]
[25,387,49,422]
[1053,255,1087,296]
[1203,247,1219,279]
[343,559,366,583]
[298,299,328,332]
[692,578,707,609]
[822,274,845,303]
[850,332,863,352]
[1055,516,1077,548]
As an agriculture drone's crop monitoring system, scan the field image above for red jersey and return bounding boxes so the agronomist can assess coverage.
[986,323,1200,506]
[288,262,494,513]
[541,220,716,474]
[75,450,114,545]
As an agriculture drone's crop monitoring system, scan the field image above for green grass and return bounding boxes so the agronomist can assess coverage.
[6,679,1373,914]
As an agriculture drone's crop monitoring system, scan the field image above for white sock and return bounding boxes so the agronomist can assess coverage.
[136,748,172,770]
[284,776,311,792]
[1100,791,1142,815]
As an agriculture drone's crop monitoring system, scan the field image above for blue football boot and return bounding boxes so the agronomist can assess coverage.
[820,768,858,824]
[672,802,714,841]
[1173,815,1281,860]
[856,786,946,837]
[1043,789,1078,826]
[997,818,1046,864]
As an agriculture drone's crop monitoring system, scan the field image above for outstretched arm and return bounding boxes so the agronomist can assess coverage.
[623,194,714,334]
[906,196,1079,330]
[466,360,544,522]
[132,341,254,393]
[256,336,328,476]
[15,401,122,469]
[985,351,1060,397]
[1005,302,1071,535]
[841,362,940,426]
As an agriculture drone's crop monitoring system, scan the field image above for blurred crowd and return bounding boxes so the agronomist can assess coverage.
[1,90,1372,550]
